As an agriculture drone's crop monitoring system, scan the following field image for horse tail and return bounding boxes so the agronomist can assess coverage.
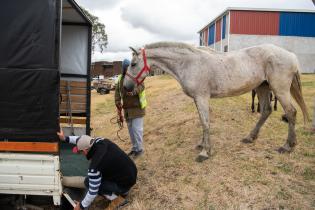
[290,70,310,124]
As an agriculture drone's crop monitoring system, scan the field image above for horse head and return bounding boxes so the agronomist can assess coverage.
[123,47,151,92]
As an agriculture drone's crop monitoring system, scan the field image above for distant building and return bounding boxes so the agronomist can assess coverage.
[198,8,315,73]
[91,61,122,77]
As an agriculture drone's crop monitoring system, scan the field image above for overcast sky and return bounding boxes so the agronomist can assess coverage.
[75,0,314,62]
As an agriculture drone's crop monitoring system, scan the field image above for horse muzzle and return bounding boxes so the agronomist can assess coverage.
[123,79,135,92]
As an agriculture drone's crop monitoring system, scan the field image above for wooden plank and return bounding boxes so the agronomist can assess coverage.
[60,110,86,114]
[60,80,87,88]
[60,94,86,103]
[0,142,58,153]
[59,117,86,124]
[60,102,86,111]
[60,88,86,95]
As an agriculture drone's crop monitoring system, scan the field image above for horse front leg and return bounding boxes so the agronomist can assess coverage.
[194,96,211,162]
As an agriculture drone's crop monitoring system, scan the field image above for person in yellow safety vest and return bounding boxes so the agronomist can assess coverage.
[115,59,147,158]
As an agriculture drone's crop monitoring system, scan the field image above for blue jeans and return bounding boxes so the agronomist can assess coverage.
[127,117,144,152]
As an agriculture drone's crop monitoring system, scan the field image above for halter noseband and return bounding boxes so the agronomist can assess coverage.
[126,48,151,86]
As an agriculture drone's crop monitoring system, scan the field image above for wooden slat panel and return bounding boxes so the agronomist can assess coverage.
[60,102,86,110]
[60,88,86,95]
[60,109,86,114]
[0,142,58,153]
[60,80,87,88]
[60,110,86,114]
[60,94,86,103]
[60,117,86,124]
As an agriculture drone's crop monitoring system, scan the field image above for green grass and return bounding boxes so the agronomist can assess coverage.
[276,162,293,174]
[95,100,115,114]
[301,81,315,87]
[276,188,292,200]
[302,167,315,180]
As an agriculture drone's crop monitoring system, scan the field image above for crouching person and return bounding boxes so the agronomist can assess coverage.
[57,130,137,210]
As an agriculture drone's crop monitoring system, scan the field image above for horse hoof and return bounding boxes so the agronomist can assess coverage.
[278,145,293,153]
[195,144,203,150]
[195,155,209,162]
[242,137,254,144]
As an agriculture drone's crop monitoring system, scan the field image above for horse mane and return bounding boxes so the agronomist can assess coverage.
[145,42,199,53]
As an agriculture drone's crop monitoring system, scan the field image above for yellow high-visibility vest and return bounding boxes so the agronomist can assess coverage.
[117,74,147,109]
[139,90,147,109]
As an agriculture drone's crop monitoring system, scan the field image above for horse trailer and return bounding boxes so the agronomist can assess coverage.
[0,0,91,207]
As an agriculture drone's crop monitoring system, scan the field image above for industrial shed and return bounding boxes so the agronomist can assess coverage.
[198,8,315,73]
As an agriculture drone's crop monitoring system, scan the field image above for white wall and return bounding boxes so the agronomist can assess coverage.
[215,40,222,51]
[60,25,89,75]
[229,34,315,73]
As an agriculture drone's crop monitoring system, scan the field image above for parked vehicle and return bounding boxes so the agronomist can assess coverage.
[93,77,117,94]
[97,86,110,95]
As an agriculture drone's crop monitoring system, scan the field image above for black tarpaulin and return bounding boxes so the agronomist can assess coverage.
[0,0,60,141]
[0,0,58,68]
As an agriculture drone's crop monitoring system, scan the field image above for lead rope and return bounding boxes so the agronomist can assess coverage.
[110,107,125,142]
[66,81,75,135]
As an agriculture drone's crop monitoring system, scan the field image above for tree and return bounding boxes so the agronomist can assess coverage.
[81,8,108,54]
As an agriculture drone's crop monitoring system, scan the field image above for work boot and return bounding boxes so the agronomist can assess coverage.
[105,196,128,210]
[133,150,143,159]
[127,150,136,156]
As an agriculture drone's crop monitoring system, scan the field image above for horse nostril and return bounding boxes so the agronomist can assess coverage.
[124,86,131,92]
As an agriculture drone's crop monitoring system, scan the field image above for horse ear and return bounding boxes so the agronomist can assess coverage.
[129,47,139,56]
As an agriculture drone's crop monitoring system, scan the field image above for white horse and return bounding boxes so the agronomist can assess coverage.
[123,42,309,162]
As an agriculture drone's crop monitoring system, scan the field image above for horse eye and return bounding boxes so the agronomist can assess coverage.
[131,63,136,67]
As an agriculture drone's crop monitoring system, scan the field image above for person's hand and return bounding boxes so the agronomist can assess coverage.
[73,200,81,210]
[116,102,122,110]
[57,129,65,141]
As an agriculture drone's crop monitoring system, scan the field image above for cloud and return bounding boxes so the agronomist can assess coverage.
[93,51,132,62]
[76,0,122,10]
[76,0,315,62]
[120,0,207,41]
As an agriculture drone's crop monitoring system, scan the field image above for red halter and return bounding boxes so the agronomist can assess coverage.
[126,48,151,85]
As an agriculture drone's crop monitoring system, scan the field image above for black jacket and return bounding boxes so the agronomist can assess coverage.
[87,138,137,189]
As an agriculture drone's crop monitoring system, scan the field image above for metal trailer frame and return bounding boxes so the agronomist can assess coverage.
[0,0,92,206]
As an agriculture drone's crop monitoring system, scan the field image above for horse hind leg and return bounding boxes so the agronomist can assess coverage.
[275,93,297,153]
[251,90,256,113]
[243,83,272,143]
[274,95,278,111]
[193,96,211,162]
